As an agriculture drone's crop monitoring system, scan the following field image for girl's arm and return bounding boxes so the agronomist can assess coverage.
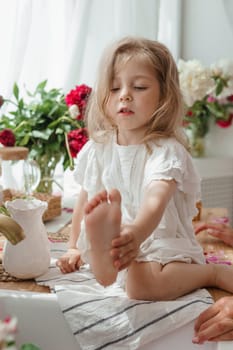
[57,188,87,273]
[111,179,177,270]
[68,188,88,248]
[133,179,177,244]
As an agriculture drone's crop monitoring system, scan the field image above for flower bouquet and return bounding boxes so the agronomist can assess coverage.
[178,59,233,157]
[0,82,91,193]
[0,317,40,350]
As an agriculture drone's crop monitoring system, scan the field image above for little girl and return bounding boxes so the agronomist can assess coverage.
[57,36,233,301]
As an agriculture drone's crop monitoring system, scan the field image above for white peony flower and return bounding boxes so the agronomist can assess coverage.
[178,59,215,106]
[69,104,80,119]
[211,59,233,77]
[210,59,233,98]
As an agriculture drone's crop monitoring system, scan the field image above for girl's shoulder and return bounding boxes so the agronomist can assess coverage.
[77,138,105,157]
[76,136,116,168]
[150,137,188,158]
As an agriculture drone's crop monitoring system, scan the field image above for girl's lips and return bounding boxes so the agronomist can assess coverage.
[118,107,134,116]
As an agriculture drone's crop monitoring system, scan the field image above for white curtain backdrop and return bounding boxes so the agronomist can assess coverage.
[223,0,233,33]
[0,0,181,98]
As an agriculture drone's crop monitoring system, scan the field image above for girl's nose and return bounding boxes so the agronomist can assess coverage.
[120,94,132,102]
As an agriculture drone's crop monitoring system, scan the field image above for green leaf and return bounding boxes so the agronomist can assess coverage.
[31,129,53,140]
[18,98,24,109]
[215,81,224,96]
[18,133,31,146]
[20,343,41,350]
[13,83,19,100]
[36,80,47,92]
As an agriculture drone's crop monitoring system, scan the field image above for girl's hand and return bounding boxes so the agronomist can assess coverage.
[56,248,84,274]
[193,296,233,343]
[110,224,141,271]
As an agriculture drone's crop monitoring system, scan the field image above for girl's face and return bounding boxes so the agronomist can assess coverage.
[106,56,160,145]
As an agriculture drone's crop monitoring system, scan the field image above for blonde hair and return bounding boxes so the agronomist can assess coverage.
[86,36,188,149]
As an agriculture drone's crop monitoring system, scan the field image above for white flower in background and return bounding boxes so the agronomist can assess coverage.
[0,317,17,350]
[0,316,41,349]
[68,104,80,119]
[210,59,233,98]
[211,59,233,77]
[178,59,215,106]
[179,58,233,142]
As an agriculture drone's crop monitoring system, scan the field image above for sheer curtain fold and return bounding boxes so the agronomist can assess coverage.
[62,0,92,92]
[158,0,182,61]
[0,0,32,96]
[113,0,159,38]
[0,0,181,96]
[223,0,233,33]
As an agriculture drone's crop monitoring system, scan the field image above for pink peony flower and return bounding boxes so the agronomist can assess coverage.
[0,128,16,146]
[207,95,216,103]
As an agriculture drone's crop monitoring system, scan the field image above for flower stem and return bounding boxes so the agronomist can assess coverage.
[65,133,74,170]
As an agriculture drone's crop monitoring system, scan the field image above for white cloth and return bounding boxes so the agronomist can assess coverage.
[74,135,204,266]
[36,242,213,350]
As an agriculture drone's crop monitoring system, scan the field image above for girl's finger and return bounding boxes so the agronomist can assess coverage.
[112,233,132,247]
[115,250,137,269]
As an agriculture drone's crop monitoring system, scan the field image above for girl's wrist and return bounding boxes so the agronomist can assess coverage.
[133,217,157,243]
[67,245,78,250]
[131,223,146,246]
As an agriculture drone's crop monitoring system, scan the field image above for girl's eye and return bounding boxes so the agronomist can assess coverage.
[110,87,120,92]
[134,86,147,90]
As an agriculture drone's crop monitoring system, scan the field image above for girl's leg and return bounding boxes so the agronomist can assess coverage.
[126,261,233,301]
[85,189,121,287]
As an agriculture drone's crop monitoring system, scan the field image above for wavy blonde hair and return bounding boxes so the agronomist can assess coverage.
[86,36,188,149]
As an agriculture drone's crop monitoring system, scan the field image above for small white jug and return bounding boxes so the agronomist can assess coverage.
[2,198,50,279]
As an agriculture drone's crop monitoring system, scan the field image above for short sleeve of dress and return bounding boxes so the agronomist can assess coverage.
[73,140,104,196]
[144,139,201,203]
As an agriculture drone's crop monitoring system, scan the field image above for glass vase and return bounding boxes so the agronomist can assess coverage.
[35,154,61,194]
[186,129,205,158]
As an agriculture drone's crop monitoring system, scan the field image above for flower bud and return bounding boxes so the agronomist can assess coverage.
[69,104,80,119]
[0,95,4,108]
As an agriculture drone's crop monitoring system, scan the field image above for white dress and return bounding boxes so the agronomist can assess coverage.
[74,135,205,266]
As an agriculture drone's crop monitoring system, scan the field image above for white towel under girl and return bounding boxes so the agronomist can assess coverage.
[36,242,213,350]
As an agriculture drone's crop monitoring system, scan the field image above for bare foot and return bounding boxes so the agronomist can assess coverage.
[85,189,121,286]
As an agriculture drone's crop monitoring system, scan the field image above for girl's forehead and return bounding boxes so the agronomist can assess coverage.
[113,54,155,76]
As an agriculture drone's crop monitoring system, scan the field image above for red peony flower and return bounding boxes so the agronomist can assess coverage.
[227,95,233,102]
[216,113,233,128]
[186,110,193,117]
[0,128,16,146]
[65,84,92,120]
[67,128,88,158]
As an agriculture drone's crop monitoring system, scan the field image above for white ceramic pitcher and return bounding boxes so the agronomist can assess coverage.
[2,198,50,279]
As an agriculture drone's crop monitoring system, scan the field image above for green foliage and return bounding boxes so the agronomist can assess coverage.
[183,76,233,137]
[20,344,41,350]
[0,80,81,170]
[184,99,210,137]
